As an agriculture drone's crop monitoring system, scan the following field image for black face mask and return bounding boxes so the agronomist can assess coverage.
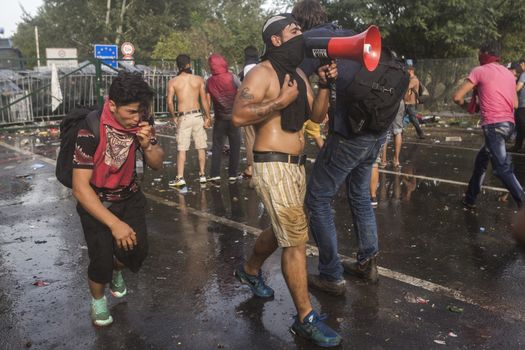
[178,67,192,75]
[262,34,311,132]
[264,34,305,70]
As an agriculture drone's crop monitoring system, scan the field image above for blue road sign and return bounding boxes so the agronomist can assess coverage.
[94,44,118,69]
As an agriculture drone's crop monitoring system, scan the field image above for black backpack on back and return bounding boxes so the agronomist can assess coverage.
[343,48,409,134]
[56,108,101,188]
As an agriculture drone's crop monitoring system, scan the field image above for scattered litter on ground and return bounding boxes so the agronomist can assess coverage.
[153,178,162,182]
[156,277,167,280]
[34,240,47,244]
[177,250,184,254]
[16,174,34,179]
[479,227,486,233]
[447,305,464,313]
[404,292,429,304]
[416,297,429,304]
[336,317,344,323]
[306,246,319,257]
[4,165,15,170]
[80,245,88,250]
[32,280,50,287]
[31,163,45,170]
[162,161,173,165]
[445,136,462,142]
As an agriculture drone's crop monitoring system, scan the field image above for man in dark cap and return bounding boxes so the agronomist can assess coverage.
[232,13,342,348]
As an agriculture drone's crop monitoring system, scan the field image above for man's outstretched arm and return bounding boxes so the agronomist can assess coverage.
[453,79,475,111]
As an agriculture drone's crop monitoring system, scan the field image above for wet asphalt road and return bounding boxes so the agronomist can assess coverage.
[1,122,525,349]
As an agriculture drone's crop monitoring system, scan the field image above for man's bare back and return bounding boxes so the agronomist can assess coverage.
[167,73,210,118]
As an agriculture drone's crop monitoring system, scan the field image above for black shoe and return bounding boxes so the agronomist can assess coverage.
[342,257,378,283]
[462,197,476,210]
[307,274,346,296]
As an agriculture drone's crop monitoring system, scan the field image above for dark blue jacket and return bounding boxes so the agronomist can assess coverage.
[300,23,361,139]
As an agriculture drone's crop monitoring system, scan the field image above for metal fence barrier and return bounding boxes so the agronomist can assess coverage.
[0,56,481,126]
[0,58,205,126]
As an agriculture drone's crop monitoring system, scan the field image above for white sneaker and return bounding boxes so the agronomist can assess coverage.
[208,176,221,182]
[199,174,207,184]
[228,174,241,182]
[169,177,186,187]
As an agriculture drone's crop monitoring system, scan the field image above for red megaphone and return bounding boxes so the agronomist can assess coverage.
[304,25,382,71]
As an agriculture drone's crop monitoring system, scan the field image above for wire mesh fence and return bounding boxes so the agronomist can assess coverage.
[0,55,481,126]
[412,57,479,115]
[0,58,206,126]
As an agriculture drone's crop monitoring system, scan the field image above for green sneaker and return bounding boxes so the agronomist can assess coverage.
[109,270,127,298]
[91,296,113,327]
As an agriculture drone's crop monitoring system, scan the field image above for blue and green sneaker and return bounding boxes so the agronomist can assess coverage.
[91,296,113,327]
[290,310,342,348]
[234,265,274,298]
[109,270,127,298]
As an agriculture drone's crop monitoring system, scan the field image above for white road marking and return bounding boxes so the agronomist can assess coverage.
[1,141,522,322]
[404,140,525,157]
[379,169,508,193]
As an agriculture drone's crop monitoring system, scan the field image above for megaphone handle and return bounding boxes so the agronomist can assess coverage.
[319,58,337,105]
[329,81,336,105]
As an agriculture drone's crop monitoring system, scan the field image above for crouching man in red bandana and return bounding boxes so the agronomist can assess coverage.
[72,72,164,326]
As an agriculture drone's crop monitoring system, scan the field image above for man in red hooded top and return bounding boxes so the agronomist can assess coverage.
[206,53,242,183]
[72,72,164,327]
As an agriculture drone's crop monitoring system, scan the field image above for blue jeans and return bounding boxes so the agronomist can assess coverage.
[305,132,386,282]
[465,122,524,207]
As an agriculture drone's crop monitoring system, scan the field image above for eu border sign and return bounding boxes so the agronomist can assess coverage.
[94,44,118,69]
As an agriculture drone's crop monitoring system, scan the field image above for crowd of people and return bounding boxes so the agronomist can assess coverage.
[65,0,525,347]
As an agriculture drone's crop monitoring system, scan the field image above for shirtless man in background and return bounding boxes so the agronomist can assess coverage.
[232,14,342,348]
[167,54,212,187]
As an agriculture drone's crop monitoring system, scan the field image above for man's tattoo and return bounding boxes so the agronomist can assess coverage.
[240,88,254,100]
[249,101,278,118]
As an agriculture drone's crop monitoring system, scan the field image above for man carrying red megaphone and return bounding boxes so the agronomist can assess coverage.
[294,0,408,298]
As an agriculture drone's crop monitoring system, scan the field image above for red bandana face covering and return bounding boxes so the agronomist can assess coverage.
[478,53,500,65]
[91,100,140,189]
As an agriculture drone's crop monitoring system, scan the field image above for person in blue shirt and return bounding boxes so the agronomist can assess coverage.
[294,0,387,296]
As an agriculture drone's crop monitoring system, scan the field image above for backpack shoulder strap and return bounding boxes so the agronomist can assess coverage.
[85,109,102,143]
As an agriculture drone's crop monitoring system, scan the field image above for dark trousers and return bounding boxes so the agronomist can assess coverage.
[77,191,149,284]
[514,108,525,150]
[304,132,386,281]
[405,104,424,137]
[465,122,524,207]
[211,119,241,178]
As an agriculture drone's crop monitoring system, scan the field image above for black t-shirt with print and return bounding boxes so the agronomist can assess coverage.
[73,126,139,202]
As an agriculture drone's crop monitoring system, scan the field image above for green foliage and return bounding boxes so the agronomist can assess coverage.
[12,0,268,69]
[12,0,524,67]
[322,0,525,60]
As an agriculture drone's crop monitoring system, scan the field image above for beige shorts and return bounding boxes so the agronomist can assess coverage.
[252,161,309,247]
[176,113,208,151]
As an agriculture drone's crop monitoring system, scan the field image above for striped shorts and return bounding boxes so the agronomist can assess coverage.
[252,161,309,247]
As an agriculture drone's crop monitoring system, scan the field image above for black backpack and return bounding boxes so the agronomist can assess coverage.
[344,48,409,134]
[56,108,101,188]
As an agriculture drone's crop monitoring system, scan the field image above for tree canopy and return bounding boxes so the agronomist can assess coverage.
[320,0,525,60]
[11,0,525,69]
